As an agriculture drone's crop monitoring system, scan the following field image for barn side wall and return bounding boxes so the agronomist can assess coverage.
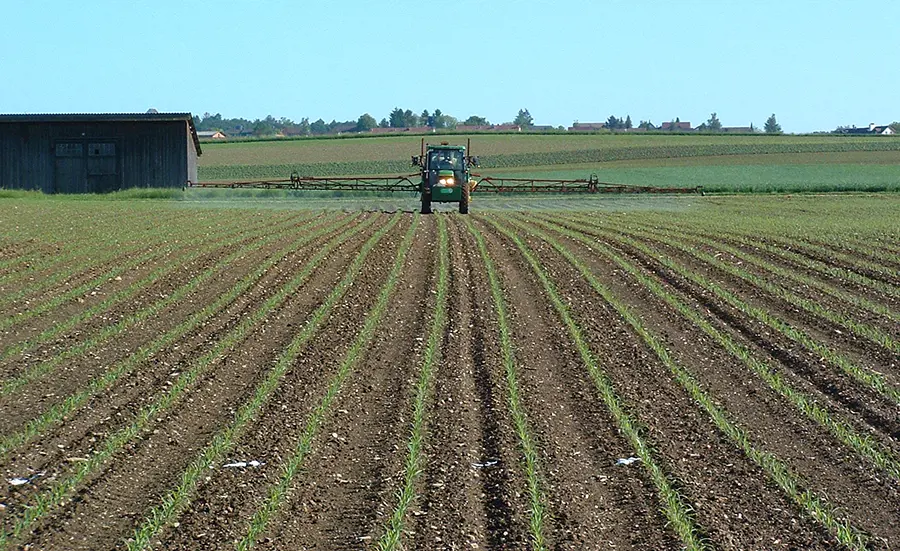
[0,120,192,193]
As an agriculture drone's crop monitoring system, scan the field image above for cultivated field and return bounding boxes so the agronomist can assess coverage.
[0,196,898,550]
[196,133,900,193]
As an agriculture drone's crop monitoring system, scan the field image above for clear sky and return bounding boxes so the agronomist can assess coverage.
[2,0,897,133]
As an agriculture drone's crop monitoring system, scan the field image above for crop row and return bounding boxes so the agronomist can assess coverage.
[484,214,873,548]
[561,214,900,403]
[530,214,900,479]
[0,212,318,362]
[0,209,195,310]
[0,214,383,549]
[0,213,354,462]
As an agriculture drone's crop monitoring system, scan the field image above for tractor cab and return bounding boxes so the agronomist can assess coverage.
[415,143,476,214]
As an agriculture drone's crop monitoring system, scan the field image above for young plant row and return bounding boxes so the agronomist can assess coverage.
[0,213,388,550]
[626,224,898,355]
[462,217,548,551]
[482,216,706,551]
[497,214,872,550]
[0,209,309,329]
[624,222,898,325]
[233,217,419,551]
[529,215,900,482]
[0,213,340,397]
[553,214,900,409]
[377,216,449,551]
[565,212,899,357]
[127,215,416,551]
[0,213,356,461]
[0,208,194,305]
[0,211,318,361]
[652,218,900,299]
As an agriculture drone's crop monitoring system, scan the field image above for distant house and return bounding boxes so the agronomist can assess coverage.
[568,122,606,131]
[331,122,358,134]
[455,125,492,132]
[659,121,692,131]
[836,123,895,135]
[197,130,227,139]
[369,126,434,134]
[453,124,520,132]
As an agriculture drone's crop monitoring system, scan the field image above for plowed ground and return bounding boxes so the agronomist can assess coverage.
[0,202,897,551]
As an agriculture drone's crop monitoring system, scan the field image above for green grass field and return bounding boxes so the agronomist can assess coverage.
[195,133,900,194]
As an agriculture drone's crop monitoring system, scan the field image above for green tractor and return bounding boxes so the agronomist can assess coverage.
[412,141,478,214]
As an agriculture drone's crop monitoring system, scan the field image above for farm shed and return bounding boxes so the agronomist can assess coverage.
[0,113,201,193]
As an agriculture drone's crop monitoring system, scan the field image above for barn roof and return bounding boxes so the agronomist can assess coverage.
[0,113,202,155]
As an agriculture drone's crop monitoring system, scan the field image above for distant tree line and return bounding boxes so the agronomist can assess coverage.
[198,109,893,137]
[193,107,530,137]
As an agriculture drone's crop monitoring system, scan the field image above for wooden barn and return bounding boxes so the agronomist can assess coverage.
[0,113,201,193]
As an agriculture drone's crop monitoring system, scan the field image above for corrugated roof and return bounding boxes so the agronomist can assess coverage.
[0,113,201,155]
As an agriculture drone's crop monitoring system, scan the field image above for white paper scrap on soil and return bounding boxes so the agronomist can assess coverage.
[223,460,264,468]
[616,457,641,466]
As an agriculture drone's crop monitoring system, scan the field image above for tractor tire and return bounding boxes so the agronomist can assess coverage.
[459,183,469,214]
[421,191,432,214]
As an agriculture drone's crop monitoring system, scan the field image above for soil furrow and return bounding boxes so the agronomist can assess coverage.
[2,215,387,550]
[243,216,432,549]
[529,216,900,548]
[0,215,360,477]
[495,214,838,550]
[471,215,680,549]
[410,215,527,550]
[113,215,412,551]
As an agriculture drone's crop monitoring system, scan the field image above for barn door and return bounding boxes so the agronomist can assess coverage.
[87,142,120,193]
[54,142,86,193]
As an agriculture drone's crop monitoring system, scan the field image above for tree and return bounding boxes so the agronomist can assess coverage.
[310,118,328,134]
[624,115,632,129]
[765,114,782,134]
[404,109,420,127]
[705,112,722,132]
[463,115,490,126]
[513,108,533,128]
[606,115,623,130]
[389,107,406,128]
[749,122,756,133]
[638,120,655,130]
[355,113,377,132]
[890,122,900,133]
[252,119,275,136]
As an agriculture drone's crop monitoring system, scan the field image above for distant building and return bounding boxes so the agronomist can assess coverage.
[369,126,434,134]
[450,124,520,132]
[331,122,358,134]
[659,121,692,131]
[529,125,555,131]
[568,122,606,131]
[720,127,754,133]
[836,123,895,135]
[197,130,227,139]
[0,113,200,193]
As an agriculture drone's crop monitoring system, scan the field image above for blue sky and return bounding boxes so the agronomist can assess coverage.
[2,0,897,132]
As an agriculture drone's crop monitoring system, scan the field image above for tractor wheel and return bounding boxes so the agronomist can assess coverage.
[421,191,432,214]
[459,183,469,214]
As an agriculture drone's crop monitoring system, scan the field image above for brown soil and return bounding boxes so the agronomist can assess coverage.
[1,211,898,550]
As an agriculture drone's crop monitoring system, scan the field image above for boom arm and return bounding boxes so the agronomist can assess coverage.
[188,173,420,192]
[471,173,702,194]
